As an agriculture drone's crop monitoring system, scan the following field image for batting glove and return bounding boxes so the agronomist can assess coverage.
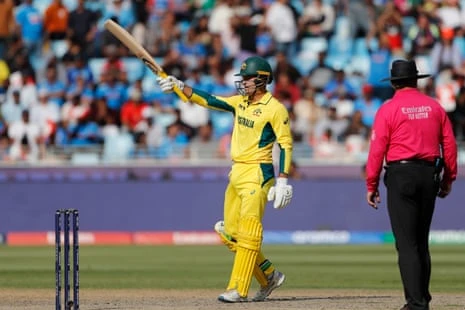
[267,177,293,209]
[156,76,184,94]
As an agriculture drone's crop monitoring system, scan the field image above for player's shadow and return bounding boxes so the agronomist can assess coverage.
[265,295,393,302]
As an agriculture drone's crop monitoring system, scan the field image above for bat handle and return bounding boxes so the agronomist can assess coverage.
[158,71,188,102]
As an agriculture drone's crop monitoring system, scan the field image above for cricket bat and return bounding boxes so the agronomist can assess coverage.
[103,19,188,102]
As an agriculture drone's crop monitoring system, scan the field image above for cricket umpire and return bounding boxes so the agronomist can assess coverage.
[365,59,458,310]
[156,56,293,302]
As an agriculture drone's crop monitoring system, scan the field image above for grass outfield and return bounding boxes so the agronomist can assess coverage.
[0,244,464,292]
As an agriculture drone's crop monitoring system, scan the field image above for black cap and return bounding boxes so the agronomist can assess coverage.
[381,59,431,82]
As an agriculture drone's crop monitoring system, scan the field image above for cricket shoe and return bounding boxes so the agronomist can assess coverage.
[252,270,285,302]
[218,289,247,303]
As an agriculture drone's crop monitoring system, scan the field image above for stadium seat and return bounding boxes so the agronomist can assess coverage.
[346,55,371,77]
[454,36,465,59]
[334,16,351,39]
[33,0,52,14]
[291,56,317,75]
[352,38,369,57]
[88,58,105,82]
[122,57,146,83]
[325,35,353,69]
[51,40,69,59]
[299,37,328,59]
[63,0,78,10]
[402,16,416,37]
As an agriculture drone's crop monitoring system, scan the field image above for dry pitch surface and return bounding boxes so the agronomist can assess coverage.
[1,289,464,310]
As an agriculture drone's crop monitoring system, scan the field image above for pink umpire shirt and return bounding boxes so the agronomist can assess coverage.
[366,88,458,192]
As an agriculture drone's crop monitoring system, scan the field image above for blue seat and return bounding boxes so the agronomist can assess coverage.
[334,16,351,38]
[353,38,369,57]
[51,40,69,58]
[454,36,465,59]
[299,37,328,58]
[325,35,353,70]
[291,56,317,75]
[33,0,52,14]
[122,57,146,83]
[347,55,371,77]
[402,16,416,37]
[63,0,77,10]
[88,58,105,82]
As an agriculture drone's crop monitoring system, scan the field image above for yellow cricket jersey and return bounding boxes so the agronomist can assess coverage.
[189,88,293,175]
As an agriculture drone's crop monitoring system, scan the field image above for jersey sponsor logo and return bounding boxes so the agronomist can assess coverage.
[401,105,432,120]
[238,116,254,128]
[252,108,262,117]
[238,104,246,111]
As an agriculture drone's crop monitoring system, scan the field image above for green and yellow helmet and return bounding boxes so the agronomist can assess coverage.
[234,56,273,85]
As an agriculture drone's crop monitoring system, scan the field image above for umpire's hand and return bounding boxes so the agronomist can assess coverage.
[366,191,380,209]
[437,182,452,198]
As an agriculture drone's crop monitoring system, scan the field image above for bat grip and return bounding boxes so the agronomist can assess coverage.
[158,71,188,102]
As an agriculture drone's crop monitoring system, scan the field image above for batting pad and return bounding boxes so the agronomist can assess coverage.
[227,217,263,296]
[214,228,269,287]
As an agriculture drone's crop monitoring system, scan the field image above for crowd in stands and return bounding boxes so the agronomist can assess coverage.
[1,0,465,164]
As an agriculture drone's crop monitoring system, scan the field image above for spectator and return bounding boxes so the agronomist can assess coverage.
[430,27,463,76]
[307,50,335,93]
[101,44,128,83]
[454,79,465,140]
[343,110,370,158]
[8,109,41,161]
[61,93,90,128]
[265,0,298,58]
[103,0,135,30]
[66,53,94,87]
[273,72,301,107]
[1,89,24,127]
[15,0,43,58]
[95,68,128,120]
[255,19,274,58]
[43,0,69,41]
[67,112,102,146]
[292,87,325,143]
[366,33,394,101]
[176,97,209,135]
[407,11,440,58]
[0,0,15,60]
[435,0,462,30]
[313,128,344,159]
[30,89,60,142]
[313,106,350,143]
[298,0,335,39]
[374,1,404,56]
[323,69,357,102]
[120,88,148,134]
[38,64,66,107]
[353,84,383,129]
[208,0,236,55]
[345,0,378,39]
[175,27,208,71]
[273,50,301,84]
[67,0,98,56]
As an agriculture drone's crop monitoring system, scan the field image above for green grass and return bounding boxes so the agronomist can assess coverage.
[0,245,463,292]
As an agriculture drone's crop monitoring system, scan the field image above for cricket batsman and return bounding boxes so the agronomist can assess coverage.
[156,56,293,302]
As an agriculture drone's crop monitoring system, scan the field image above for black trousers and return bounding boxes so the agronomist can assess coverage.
[384,163,439,310]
